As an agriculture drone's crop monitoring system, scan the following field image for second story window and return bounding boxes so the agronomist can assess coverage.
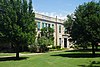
[48,24,50,28]
[45,23,47,28]
[42,22,45,28]
[37,22,40,31]
[59,25,61,33]
[52,24,54,29]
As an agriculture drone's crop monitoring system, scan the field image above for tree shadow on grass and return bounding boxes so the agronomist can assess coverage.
[65,49,91,52]
[51,53,100,58]
[51,49,100,58]
[78,61,100,67]
[0,57,28,62]
[65,49,100,52]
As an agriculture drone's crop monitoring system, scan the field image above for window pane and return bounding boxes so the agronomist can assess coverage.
[59,25,61,33]
[59,38,61,46]
[52,24,54,29]
[42,22,45,28]
[48,24,50,28]
[37,22,40,31]
[45,23,47,27]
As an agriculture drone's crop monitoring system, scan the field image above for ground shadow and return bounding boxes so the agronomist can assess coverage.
[78,61,100,67]
[51,49,100,58]
[51,53,100,58]
[65,49,100,52]
[0,57,28,62]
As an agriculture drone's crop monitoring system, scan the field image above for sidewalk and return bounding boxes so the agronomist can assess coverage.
[0,48,74,58]
[0,53,44,58]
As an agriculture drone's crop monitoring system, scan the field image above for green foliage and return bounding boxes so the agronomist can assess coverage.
[64,14,74,34]
[28,45,39,53]
[38,36,49,46]
[41,27,54,39]
[72,1,100,44]
[55,46,61,49]
[68,1,100,55]
[38,27,54,46]
[35,27,54,52]
[0,0,36,58]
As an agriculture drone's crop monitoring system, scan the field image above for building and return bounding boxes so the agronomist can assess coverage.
[35,13,70,48]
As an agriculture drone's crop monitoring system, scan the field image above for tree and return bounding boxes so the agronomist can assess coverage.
[38,27,54,46]
[64,14,74,34]
[37,27,54,52]
[0,0,36,59]
[70,1,100,56]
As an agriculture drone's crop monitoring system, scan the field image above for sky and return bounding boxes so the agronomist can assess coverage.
[32,0,99,19]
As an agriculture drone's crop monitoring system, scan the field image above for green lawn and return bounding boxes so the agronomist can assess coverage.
[0,50,100,67]
[0,53,15,57]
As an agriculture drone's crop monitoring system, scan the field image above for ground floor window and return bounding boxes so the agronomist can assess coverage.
[59,38,61,46]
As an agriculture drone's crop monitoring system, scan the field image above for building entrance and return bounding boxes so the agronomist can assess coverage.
[64,38,67,48]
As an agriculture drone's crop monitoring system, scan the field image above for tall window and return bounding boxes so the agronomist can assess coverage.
[45,23,47,27]
[59,38,61,46]
[52,24,54,29]
[59,25,61,33]
[37,22,40,31]
[48,24,50,28]
[42,22,45,28]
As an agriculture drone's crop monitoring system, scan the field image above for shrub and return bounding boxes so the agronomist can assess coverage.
[39,45,49,53]
[51,46,61,50]
[28,45,39,53]
[56,46,61,49]
[28,45,49,53]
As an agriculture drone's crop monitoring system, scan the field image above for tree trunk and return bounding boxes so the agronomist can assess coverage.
[16,51,19,59]
[15,45,19,59]
[92,42,95,57]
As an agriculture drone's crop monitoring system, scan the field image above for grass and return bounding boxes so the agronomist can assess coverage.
[0,50,100,67]
[0,53,15,57]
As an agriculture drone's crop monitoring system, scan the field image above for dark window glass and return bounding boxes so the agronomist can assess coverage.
[42,22,45,28]
[48,24,50,27]
[52,24,54,29]
[59,38,61,46]
[59,25,61,33]
[37,22,40,31]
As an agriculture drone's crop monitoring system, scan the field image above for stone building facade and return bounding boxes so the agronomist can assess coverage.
[35,13,70,48]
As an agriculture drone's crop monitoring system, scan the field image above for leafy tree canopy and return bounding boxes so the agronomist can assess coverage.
[0,0,36,58]
[64,1,100,55]
[38,27,54,46]
[72,1,100,44]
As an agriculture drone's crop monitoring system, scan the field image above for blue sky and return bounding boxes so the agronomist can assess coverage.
[32,0,99,19]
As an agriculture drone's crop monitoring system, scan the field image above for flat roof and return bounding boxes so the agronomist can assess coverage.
[35,13,65,24]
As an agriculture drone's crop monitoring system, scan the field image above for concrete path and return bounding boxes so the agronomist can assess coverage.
[0,49,74,58]
[19,53,44,56]
[0,53,44,58]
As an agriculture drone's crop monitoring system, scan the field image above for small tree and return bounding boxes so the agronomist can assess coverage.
[0,0,36,59]
[37,27,54,52]
[41,27,54,45]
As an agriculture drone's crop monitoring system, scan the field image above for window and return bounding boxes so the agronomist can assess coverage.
[52,24,54,29]
[64,28,67,34]
[42,22,45,28]
[59,25,61,33]
[37,22,40,31]
[48,24,50,28]
[59,38,61,46]
[45,23,47,27]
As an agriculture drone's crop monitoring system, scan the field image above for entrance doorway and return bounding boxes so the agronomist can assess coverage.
[64,38,67,48]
